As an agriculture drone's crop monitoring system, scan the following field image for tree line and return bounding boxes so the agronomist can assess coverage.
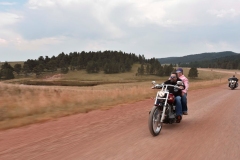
[22,51,141,75]
[137,60,176,76]
[136,61,198,78]
[0,51,201,80]
[0,51,202,80]
[0,50,178,80]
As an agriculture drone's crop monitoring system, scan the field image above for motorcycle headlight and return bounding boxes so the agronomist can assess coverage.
[157,91,165,98]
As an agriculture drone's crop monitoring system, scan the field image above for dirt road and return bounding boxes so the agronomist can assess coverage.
[0,84,240,160]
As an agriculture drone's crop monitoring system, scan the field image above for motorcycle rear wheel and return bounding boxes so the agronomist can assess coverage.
[148,106,162,136]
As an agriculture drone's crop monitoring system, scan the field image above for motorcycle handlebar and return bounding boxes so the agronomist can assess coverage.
[152,84,182,89]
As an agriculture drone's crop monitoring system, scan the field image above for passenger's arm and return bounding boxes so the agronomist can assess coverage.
[182,78,188,93]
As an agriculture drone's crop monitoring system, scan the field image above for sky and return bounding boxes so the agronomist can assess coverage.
[0,0,240,61]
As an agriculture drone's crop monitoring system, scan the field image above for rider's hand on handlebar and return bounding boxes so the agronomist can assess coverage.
[178,86,184,90]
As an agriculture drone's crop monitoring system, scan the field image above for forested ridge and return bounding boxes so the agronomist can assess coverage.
[180,54,240,69]
[158,51,238,64]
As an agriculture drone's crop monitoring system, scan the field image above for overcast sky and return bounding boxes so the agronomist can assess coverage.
[0,0,240,61]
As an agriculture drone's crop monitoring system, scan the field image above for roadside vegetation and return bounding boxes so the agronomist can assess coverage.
[0,64,230,130]
[0,50,234,130]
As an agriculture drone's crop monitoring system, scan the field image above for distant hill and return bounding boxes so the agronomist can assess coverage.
[180,53,240,69]
[158,51,238,64]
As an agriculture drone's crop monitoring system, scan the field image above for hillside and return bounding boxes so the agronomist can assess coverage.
[180,54,240,69]
[158,51,238,64]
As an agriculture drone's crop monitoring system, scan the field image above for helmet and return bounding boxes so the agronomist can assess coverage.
[176,68,183,73]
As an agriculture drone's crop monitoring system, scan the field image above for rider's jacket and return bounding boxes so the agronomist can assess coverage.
[178,75,189,94]
[164,78,185,97]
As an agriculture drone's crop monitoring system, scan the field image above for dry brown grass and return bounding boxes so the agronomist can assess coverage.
[0,82,155,130]
[0,67,231,130]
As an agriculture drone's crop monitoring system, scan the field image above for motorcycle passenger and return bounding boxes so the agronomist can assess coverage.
[228,75,238,87]
[164,72,185,123]
[176,68,189,115]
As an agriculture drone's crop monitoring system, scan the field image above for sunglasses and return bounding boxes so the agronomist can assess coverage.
[170,76,176,79]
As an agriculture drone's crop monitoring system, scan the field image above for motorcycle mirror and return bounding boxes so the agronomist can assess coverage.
[177,81,183,85]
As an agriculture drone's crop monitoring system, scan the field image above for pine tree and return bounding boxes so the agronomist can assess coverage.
[0,62,14,79]
[146,64,150,74]
[188,67,198,78]
[14,64,22,75]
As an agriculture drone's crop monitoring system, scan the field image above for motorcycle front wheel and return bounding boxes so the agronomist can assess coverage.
[148,105,162,136]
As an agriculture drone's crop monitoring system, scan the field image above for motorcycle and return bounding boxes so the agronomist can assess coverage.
[148,81,183,136]
[229,79,238,90]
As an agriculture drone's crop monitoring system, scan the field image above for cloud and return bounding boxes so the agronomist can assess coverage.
[14,36,65,50]
[207,9,240,18]
[25,0,190,28]
[1,0,240,61]
[0,2,16,5]
[0,38,7,45]
[0,12,23,27]
[204,41,238,53]
[18,0,127,41]
[27,0,56,9]
[0,12,23,48]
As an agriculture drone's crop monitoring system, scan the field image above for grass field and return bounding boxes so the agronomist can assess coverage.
[0,66,232,130]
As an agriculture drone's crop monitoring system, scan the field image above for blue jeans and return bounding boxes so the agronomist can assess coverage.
[181,93,188,112]
[175,96,182,116]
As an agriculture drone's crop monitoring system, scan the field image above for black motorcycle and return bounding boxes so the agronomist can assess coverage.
[148,81,183,136]
[229,79,238,90]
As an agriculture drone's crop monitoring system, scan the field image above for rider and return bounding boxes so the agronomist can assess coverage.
[163,72,185,123]
[176,68,189,115]
[228,75,239,87]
